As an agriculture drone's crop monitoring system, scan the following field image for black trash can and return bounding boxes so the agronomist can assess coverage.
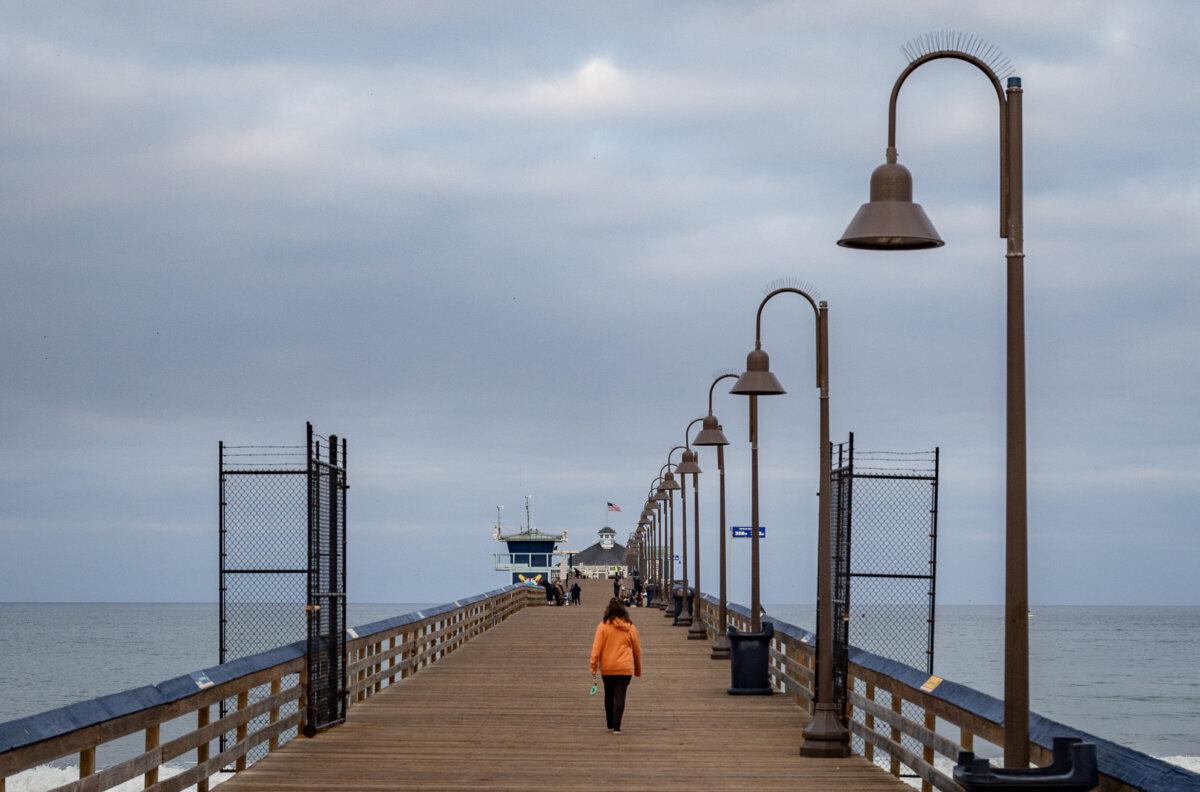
[727,621,774,695]
[954,737,1098,791]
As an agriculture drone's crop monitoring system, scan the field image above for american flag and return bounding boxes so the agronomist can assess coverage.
[607,502,621,512]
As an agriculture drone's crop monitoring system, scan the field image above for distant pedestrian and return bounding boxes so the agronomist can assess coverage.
[541,578,554,605]
[589,598,642,734]
[613,577,620,599]
[570,582,581,606]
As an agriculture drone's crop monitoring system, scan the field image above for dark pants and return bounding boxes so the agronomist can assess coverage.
[602,674,632,730]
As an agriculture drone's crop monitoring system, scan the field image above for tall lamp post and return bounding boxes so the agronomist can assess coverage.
[837,41,1029,767]
[658,463,682,619]
[651,481,669,611]
[640,504,655,593]
[693,374,736,659]
[680,418,706,639]
[647,485,666,608]
[732,286,846,756]
[667,446,696,628]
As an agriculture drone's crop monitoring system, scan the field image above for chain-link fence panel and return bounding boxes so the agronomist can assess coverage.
[832,433,939,784]
[218,424,347,765]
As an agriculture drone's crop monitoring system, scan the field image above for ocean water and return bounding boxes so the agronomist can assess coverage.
[766,603,1200,770]
[1,602,1196,787]
[0,602,429,790]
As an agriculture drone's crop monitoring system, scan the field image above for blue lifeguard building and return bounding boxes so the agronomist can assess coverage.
[491,497,568,585]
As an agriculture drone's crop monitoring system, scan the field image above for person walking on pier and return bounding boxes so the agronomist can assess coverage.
[570,581,581,606]
[589,599,642,734]
[612,577,620,599]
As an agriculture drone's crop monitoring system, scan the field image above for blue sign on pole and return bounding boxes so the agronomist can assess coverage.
[731,526,765,538]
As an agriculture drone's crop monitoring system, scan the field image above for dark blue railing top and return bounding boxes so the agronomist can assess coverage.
[700,591,1200,792]
[0,584,528,757]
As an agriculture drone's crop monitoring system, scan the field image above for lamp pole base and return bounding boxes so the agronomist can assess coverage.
[687,621,707,640]
[799,704,850,758]
[674,615,693,627]
[710,634,731,660]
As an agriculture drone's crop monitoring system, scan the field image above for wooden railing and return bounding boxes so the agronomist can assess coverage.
[0,584,543,792]
[695,593,1197,792]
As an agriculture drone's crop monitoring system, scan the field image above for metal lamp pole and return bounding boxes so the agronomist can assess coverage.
[694,374,737,658]
[680,418,705,639]
[653,484,669,612]
[658,461,682,618]
[838,44,1028,766]
[667,446,696,624]
[732,287,846,756]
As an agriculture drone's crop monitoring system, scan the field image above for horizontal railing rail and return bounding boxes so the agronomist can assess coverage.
[695,592,1199,792]
[0,584,544,792]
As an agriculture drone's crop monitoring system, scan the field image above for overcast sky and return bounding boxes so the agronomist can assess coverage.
[2,2,1197,606]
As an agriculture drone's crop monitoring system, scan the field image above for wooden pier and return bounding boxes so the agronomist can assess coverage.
[219,579,902,791]
[3,579,1195,791]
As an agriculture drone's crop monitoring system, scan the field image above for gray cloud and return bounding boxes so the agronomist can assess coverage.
[1,1,1197,606]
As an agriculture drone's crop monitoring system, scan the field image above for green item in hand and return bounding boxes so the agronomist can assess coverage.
[589,682,599,697]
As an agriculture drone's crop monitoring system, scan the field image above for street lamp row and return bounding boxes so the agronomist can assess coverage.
[625,37,1029,766]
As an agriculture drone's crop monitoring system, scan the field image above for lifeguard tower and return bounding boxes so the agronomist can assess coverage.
[491,497,569,585]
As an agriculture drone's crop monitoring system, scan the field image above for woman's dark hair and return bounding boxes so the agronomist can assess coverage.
[603,598,629,623]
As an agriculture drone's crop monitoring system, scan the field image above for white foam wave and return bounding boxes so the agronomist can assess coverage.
[5,764,231,792]
[1160,755,1200,773]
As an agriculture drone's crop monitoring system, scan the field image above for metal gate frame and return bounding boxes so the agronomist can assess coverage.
[304,426,347,735]
[218,422,348,752]
[828,432,939,719]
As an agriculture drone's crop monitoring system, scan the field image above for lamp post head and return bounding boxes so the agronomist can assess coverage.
[838,161,943,250]
[692,414,730,447]
[654,487,669,501]
[675,448,701,475]
[731,344,786,396]
[661,470,682,491]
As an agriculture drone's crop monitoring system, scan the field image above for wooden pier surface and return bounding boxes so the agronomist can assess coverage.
[219,580,905,790]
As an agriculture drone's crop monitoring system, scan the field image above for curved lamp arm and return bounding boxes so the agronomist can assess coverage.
[666,445,686,465]
[684,416,704,449]
[887,51,1010,237]
[755,287,828,394]
[707,373,739,415]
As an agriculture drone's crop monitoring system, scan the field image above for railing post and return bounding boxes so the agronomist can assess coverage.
[269,677,282,751]
[401,631,411,679]
[889,693,902,777]
[356,646,366,703]
[197,705,210,792]
[388,636,397,685]
[144,723,160,788]
[299,660,308,736]
[864,683,876,763]
[235,688,249,772]
[922,709,936,792]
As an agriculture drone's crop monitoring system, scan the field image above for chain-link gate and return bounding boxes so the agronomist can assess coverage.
[219,423,347,761]
[304,430,347,736]
[828,432,939,778]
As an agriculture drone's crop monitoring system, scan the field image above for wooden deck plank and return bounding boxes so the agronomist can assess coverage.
[220,581,905,790]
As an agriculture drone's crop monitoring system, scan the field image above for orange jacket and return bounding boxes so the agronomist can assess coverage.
[589,618,642,677]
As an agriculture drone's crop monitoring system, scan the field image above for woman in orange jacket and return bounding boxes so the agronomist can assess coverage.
[589,598,642,733]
